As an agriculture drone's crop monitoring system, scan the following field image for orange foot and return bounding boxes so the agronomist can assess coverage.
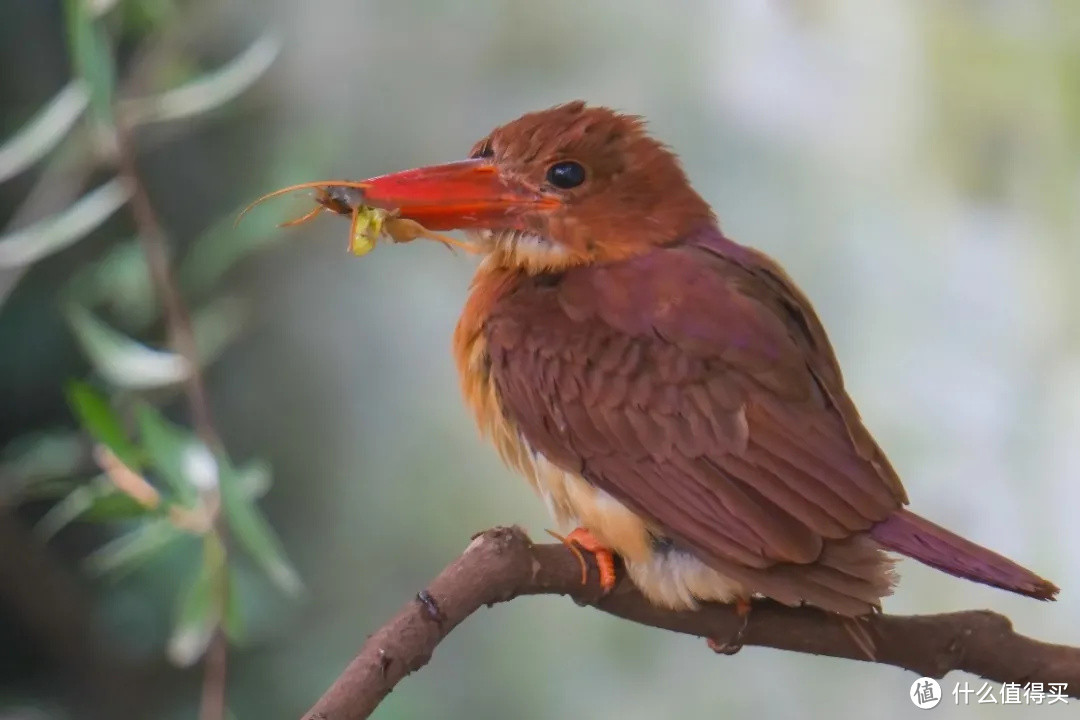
[707,596,752,655]
[548,528,617,594]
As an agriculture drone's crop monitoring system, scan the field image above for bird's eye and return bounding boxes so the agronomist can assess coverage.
[546,161,586,189]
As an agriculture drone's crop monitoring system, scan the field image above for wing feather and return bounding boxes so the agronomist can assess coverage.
[485,229,906,597]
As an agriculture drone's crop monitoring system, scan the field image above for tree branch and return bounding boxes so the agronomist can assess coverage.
[114,118,228,720]
[302,526,1079,720]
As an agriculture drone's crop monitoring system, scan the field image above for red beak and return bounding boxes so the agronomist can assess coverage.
[355,158,558,231]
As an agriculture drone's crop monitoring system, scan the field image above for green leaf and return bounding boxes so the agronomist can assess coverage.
[219,458,302,597]
[65,303,191,389]
[0,430,85,486]
[120,34,280,127]
[64,380,140,467]
[36,484,96,540]
[66,239,156,328]
[81,486,150,520]
[0,80,88,184]
[85,516,187,577]
[135,403,201,504]
[35,476,151,540]
[119,0,176,36]
[0,178,130,269]
[64,0,116,127]
[234,458,271,500]
[5,477,76,504]
[167,551,217,666]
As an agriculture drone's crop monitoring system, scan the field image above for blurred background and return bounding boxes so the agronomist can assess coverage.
[1,1,1078,718]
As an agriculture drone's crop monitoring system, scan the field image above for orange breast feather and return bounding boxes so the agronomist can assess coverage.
[453,260,655,565]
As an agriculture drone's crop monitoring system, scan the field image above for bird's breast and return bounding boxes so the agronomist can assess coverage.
[452,262,652,559]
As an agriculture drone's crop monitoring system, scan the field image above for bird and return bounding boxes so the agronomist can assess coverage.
[337,101,1060,624]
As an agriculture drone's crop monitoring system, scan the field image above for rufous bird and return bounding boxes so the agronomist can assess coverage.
[315,102,1062,625]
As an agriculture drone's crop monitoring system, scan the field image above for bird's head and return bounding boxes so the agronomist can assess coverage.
[356,101,715,273]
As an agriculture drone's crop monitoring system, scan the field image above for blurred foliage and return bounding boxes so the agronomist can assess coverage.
[1,0,301,717]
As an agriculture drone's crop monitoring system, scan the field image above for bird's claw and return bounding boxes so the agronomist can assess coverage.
[547,528,617,594]
[707,596,752,655]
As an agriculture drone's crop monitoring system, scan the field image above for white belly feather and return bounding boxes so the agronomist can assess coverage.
[529,449,745,610]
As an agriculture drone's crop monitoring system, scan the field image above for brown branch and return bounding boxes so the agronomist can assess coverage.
[115,127,219,450]
[198,630,229,720]
[114,120,228,720]
[303,526,1079,720]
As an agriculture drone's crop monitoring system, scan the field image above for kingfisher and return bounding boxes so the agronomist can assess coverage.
[281,102,1060,622]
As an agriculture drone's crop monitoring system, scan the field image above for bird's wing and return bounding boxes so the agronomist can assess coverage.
[485,231,907,588]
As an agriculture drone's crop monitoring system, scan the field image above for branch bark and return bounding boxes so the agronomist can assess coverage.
[302,526,1078,719]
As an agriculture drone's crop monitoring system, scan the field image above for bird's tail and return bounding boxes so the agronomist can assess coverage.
[869,509,1059,600]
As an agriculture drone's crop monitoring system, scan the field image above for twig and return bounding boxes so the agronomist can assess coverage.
[113,122,228,720]
[114,127,218,449]
[2,6,239,717]
[198,630,229,720]
[303,526,1080,720]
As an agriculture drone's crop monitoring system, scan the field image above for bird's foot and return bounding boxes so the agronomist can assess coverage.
[706,596,752,655]
[547,527,617,594]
